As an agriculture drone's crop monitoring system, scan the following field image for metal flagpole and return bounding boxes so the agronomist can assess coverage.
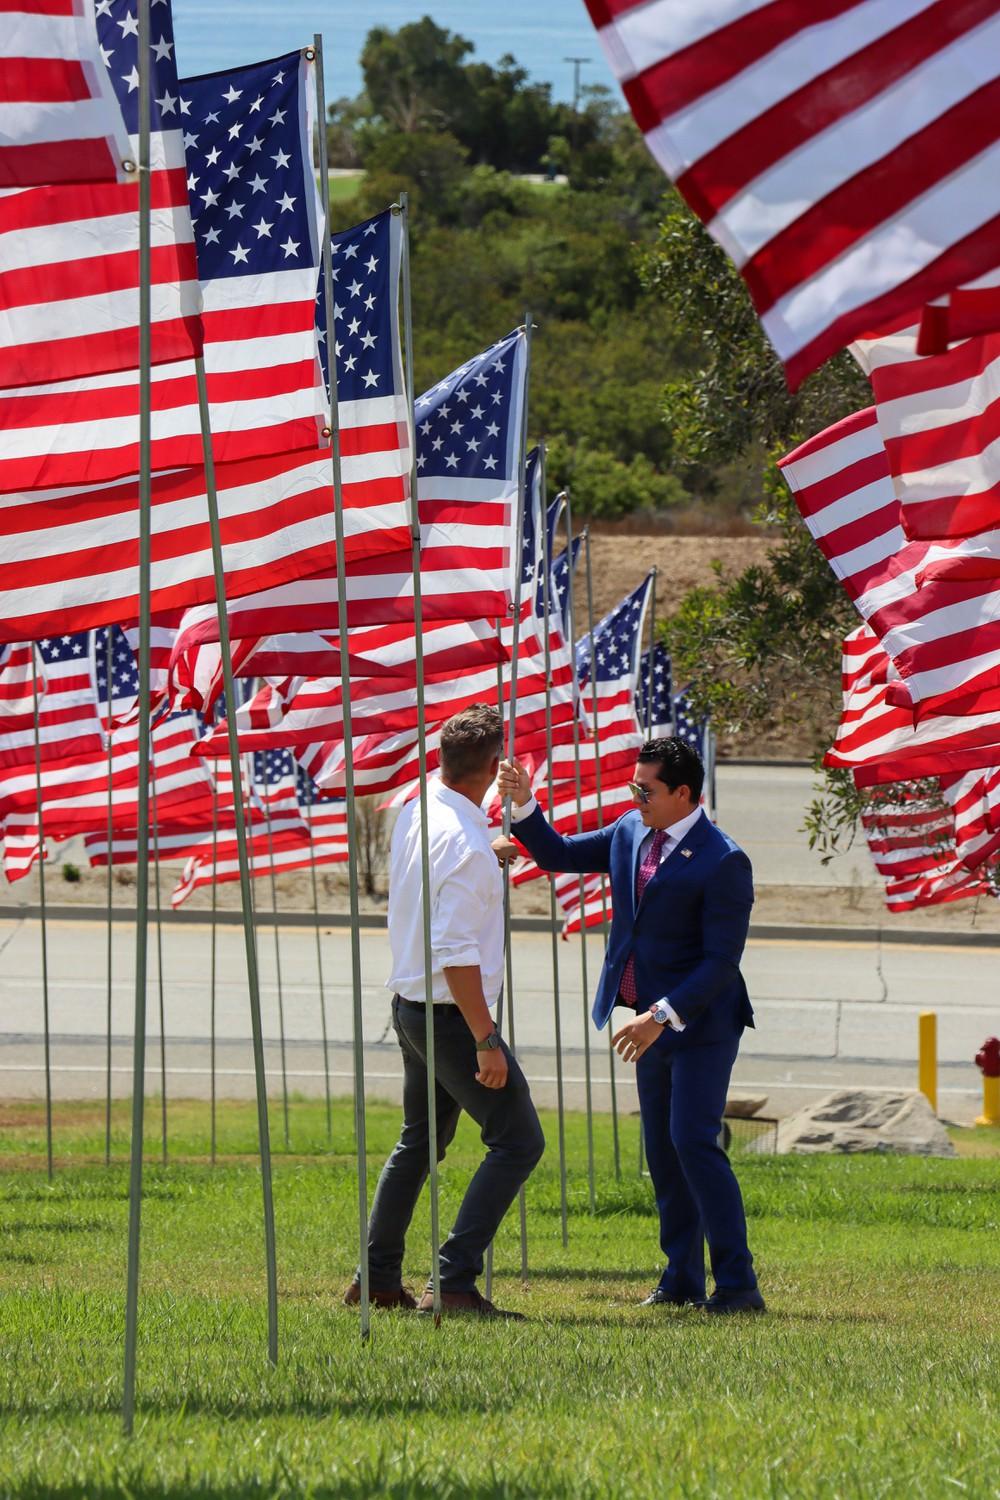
[30,647,53,1181]
[583,529,621,1179]
[210,779,218,1165]
[315,36,372,1335]
[565,506,596,1211]
[638,567,657,1179]
[105,626,114,1166]
[494,324,533,1294]
[123,0,154,1430]
[193,362,279,1364]
[262,798,290,1151]
[541,463,569,1246]
[396,188,442,1321]
[307,800,333,1145]
[150,776,167,1165]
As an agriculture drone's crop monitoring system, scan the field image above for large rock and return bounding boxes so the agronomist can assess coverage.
[775,1089,956,1157]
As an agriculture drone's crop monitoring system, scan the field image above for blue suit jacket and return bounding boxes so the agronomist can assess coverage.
[514,804,755,1042]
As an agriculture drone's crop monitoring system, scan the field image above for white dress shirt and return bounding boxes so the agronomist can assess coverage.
[511,796,704,1029]
[386,777,505,1006]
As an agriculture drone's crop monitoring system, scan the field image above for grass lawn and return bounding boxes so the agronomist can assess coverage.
[1,1098,998,1499]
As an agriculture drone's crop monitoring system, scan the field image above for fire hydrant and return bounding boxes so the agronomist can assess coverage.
[974,1037,1000,1128]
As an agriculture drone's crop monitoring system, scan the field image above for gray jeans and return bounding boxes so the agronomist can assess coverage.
[364,995,545,1292]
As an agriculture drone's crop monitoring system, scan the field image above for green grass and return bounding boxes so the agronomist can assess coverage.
[325,171,363,205]
[1,1099,998,1499]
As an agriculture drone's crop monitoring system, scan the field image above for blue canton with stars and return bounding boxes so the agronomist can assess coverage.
[521,446,541,595]
[93,624,139,718]
[672,688,709,761]
[636,644,673,737]
[37,633,91,668]
[575,575,651,689]
[252,748,298,802]
[550,534,581,640]
[94,0,182,135]
[415,328,523,485]
[179,52,316,282]
[317,209,398,403]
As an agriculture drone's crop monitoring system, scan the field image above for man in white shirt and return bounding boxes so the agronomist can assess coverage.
[343,704,544,1319]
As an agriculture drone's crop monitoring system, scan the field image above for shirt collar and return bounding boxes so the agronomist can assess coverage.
[431,775,489,828]
[662,805,703,844]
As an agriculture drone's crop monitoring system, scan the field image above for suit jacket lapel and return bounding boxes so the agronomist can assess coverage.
[639,809,710,904]
[629,814,646,917]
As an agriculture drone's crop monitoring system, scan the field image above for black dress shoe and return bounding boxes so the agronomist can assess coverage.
[697,1288,766,1315]
[641,1287,700,1306]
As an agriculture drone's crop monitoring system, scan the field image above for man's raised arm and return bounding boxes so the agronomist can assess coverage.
[493,759,614,875]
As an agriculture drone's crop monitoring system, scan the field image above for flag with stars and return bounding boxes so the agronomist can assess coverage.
[550,533,581,643]
[2,2,133,187]
[0,704,214,865]
[672,686,714,818]
[0,0,202,390]
[637,643,673,738]
[315,207,411,558]
[0,47,327,494]
[547,574,653,793]
[184,326,528,639]
[0,632,104,772]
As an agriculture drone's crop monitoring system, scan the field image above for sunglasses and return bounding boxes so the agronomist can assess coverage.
[627,780,651,805]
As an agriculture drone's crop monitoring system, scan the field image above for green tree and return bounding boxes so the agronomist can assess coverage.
[360,18,474,136]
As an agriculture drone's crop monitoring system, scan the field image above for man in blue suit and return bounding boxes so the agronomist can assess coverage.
[496,737,763,1313]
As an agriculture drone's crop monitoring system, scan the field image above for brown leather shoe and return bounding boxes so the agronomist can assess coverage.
[342,1281,417,1310]
[416,1287,526,1321]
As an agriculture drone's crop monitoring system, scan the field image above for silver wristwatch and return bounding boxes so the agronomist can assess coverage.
[476,1030,502,1052]
[650,999,672,1027]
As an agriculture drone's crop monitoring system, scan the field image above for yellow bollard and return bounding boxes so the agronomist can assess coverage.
[918,1011,937,1115]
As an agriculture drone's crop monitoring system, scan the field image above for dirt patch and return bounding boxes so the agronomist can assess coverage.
[582,532,773,624]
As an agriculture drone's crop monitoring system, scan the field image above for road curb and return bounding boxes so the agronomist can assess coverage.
[3,904,1000,948]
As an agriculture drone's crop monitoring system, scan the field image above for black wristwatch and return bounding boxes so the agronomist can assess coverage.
[476,1029,501,1052]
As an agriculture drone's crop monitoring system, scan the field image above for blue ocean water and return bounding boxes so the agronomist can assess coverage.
[171,0,613,105]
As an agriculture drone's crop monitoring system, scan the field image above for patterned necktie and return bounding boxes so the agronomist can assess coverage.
[617,829,669,1009]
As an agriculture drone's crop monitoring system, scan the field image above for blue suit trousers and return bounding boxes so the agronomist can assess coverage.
[636,1030,756,1297]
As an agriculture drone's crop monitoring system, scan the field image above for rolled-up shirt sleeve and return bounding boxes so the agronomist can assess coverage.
[430,850,495,971]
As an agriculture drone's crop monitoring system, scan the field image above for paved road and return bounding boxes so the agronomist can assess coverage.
[714,764,879,889]
[2,915,995,1123]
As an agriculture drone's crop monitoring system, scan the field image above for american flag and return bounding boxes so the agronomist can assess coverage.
[234,617,508,682]
[919,267,1000,354]
[1,707,214,869]
[636,643,673,737]
[0,444,342,642]
[853,319,1000,542]
[191,326,527,636]
[825,624,1000,787]
[170,755,345,906]
[549,532,580,642]
[0,49,326,498]
[547,574,653,792]
[584,1,1000,389]
[940,765,1000,870]
[780,406,1000,721]
[861,789,956,878]
[0,631,103,771]
[2,1,133,187]
[0,0,202,390]
[883,859,991,913]
[554,868,608,938]
[779,407,903,606]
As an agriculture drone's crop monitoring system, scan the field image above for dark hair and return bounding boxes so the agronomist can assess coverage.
[439,704,504,782]
[637,736,704,802]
